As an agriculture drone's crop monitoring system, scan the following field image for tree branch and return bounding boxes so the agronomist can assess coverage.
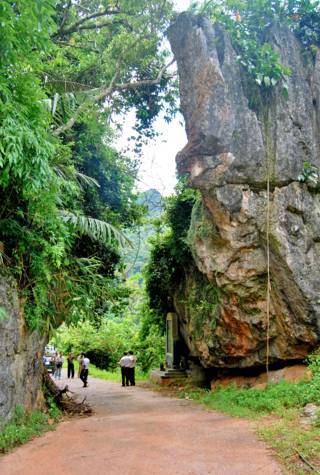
[52,60,174,137]
[54,40,100,53]
[56,6,121,36]
[115,60,175,93]
[59,0,72,32]
[52,64,121,136]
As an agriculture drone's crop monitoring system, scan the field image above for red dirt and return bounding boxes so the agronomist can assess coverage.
[0,373,283,475]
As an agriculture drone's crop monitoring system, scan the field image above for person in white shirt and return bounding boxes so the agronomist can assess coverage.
[54,352,64,380]
[118,352,131,387]
[77,353,84,378]
[128,351,137,386]
[80,353,90,387]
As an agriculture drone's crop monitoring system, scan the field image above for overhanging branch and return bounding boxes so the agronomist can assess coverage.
[52,59,174,136]
[55,6,122,36]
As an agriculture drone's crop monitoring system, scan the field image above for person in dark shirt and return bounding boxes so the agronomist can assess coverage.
[67,352,75,379]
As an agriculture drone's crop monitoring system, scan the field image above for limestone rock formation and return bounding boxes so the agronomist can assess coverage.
[0,271,45,427]
[168,13,320,368]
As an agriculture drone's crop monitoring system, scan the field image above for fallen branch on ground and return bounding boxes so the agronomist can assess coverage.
[43,370,93,416]
[295,448,319,473]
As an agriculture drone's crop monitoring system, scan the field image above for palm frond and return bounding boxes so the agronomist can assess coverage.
[54,165,100,188]
[74,171,100,188]
[60,211,132,249]
[44,92,78,128]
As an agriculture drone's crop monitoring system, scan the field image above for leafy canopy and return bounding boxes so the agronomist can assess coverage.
[0,0,177,333]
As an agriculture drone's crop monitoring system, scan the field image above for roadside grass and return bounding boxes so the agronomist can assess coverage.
[259,410,320,474]
[164,361,320,475]
[89,364,148,382]
[0,402,61,453]
[178,378,320,418]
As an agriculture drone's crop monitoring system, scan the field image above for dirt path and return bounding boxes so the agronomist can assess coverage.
[0,372,283,475]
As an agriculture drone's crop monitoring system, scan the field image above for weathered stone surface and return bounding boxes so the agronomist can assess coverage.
[168,13,320,187]
[211,365,312,390]
[0,271,45,427]
[301,403,319,424]
[168,13,320,368]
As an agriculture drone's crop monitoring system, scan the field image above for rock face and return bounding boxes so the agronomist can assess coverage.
[168,13,320,368]
[0,271,45,427]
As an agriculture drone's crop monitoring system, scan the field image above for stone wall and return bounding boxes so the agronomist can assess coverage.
[0,271,45,427]
[168,13,320,368]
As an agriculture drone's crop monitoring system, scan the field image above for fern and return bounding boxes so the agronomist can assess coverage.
[54,165,100,188]
[60,211,132,249]
[44,92,78,129]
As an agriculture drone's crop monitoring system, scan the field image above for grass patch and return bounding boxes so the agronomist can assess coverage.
[0,403,61,453]
[89,364,148,382]
[182,379,320,418]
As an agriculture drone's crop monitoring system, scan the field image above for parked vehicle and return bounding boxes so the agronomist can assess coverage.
[45,344,56,355]
[43,354,55,373]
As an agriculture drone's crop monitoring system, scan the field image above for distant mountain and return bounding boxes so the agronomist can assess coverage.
[137,188,163,218]
[124,189,164,277]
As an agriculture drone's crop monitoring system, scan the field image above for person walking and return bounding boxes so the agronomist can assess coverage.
[118,352,131,387]
[128,351,137,386]
[77,353,84,378]
[50,353,56,377]
[80,353,90,388]
[67,352,75,379]
[55,352,64,380]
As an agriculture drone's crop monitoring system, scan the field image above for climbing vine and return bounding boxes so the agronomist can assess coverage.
[186,281,220,339]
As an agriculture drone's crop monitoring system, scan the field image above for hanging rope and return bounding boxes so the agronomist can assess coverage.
[266,163,271,378]
[265,117,271,379]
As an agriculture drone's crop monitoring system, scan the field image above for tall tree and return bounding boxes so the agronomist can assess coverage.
[0,0,176,332]
[45,0,175,137]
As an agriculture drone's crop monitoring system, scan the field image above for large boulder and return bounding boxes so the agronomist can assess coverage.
[168,13,320,368]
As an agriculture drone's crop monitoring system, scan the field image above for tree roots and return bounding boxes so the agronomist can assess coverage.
[43,370,93,416]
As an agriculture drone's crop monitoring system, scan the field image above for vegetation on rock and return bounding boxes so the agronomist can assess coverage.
[144,182,197,324]
[193,0,320,90]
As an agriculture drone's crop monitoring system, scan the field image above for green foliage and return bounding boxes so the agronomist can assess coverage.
[60,211,132,249]
[0,404,60,453]
[0,0,75,330]
[194,0,320,91]
[136,305,166,371]
[52,273,165,373]
[144,182,198,319]
[185,280,220,338]
[46,0,176,139]
[89,364,148,383]
[71,119,143,228]
[0,0,170,333]
[298,161,320,186]
[123,189,164,276]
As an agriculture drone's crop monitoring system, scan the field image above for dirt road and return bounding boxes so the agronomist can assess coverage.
[0,373,283,475]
